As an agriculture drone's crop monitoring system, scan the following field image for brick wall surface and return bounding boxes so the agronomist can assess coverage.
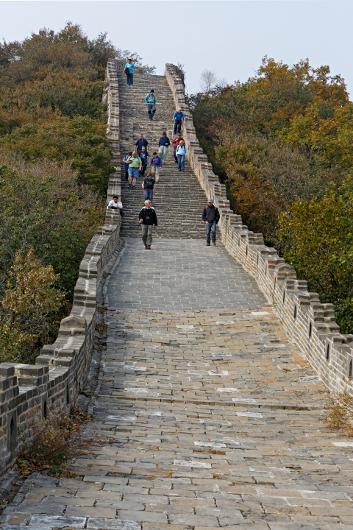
[0,59,122,475]
[165,63,353,397]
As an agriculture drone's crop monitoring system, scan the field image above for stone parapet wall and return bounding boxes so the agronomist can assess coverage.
[0,59,122,475]
[165,63,353,396]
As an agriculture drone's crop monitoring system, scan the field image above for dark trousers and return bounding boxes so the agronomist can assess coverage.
[124,167,129,180]
[174,120,182,134]
[126,73,133,85]
[147,104,155,120]
[143,188,154,205]
[174,147,178,162]
[139,162,147,177]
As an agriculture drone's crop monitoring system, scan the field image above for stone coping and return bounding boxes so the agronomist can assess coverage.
[165,62,353,396]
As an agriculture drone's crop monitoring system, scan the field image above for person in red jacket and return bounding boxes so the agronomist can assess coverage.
[172,134,184,164]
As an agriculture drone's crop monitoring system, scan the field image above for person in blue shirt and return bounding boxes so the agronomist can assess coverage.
[145,89,156,120]
[173,107,186,134]
[124,58,134,86]
[123,151,132,180]
[176,140,187,171]
[158,132,170,164]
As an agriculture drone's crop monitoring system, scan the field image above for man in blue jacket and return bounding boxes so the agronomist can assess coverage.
[173,107,186,134]
[145,89,156,120]
[135,134,149,156]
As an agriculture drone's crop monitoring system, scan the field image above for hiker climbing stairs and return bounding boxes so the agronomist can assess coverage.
[117,71,207,239]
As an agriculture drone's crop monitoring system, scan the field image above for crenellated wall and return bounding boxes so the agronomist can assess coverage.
[0,59,122,475]
[165,63,353,396]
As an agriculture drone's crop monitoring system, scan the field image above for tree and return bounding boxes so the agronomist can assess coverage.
[0,155,103,298]
[277,179,353,333]
[1,115,112,193]
[200,69,218,92]
[0,248,65,363]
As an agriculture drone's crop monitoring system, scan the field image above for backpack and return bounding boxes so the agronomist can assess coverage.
[144,178,154,190]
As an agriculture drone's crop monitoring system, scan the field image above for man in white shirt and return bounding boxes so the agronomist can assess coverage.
[107,196,123,216]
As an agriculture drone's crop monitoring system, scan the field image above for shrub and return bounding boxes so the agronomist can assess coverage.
[0,248,65,363]
[1,116,112,193]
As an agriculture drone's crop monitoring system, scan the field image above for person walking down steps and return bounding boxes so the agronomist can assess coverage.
[127,151,142,189]
[150,152,162,183]
[173,107,186,134]
[172,133,184,163]
[158,132,170,164]
[124,58,134,86]
[123,151,132,180]
[142,173,156,206]
[202,198,220,246]
[139,200,158,250]
[135,134,149,157]
[139,146,149,177]
[145,89,156,121]
[176,140,187,171]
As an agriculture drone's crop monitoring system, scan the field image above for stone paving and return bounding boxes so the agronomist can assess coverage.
[2,239,353,530]
[108,239,268,311]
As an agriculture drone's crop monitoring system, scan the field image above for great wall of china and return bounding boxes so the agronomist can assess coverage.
[1,60,353,529]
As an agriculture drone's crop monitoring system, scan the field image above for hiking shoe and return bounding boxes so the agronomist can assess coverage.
[213,241,216,246]
[128,183,131,188]
[144,245,148,249]
[207,242,210,246]
[132,185,136,189]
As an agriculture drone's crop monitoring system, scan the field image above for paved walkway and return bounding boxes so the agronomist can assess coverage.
[108,239,268,311]
[2,239,353,530]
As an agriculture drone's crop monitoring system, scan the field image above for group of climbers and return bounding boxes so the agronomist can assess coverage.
[113,66,220,249]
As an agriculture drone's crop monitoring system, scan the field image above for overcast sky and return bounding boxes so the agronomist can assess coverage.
[1,1,352,96]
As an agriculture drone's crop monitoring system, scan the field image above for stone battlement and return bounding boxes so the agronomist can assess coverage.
[165,63,353,396]
[0,59,122,475]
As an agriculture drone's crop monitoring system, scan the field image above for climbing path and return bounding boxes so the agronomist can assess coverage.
[2,71,353,530]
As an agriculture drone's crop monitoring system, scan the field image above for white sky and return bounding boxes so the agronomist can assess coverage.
[0,1,352,96]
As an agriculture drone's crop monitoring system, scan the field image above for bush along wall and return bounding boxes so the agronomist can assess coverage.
[166,63,353,398]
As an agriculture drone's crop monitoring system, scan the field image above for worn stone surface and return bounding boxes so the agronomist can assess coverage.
[2,242,353,528]
[2,69,353,530]
[108,239,268,311]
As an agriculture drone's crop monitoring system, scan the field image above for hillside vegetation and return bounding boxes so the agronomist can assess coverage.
[190,58,353,333]
[0,23,153,363]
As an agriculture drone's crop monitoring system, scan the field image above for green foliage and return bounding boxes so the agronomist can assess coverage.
[277,179,353,332]
[0,23,155,364]
[0,248,65,363]
[1,116,111,192]
[0,155,103,297]
[191,55,353,332]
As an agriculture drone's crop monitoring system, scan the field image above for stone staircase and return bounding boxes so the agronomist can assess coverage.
[117,71,207,239]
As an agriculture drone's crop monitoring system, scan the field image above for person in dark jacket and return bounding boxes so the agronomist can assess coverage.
[158,132,170,164]
[202,199,220,246]
[141,173,156,206]
[139,200,158,249]
[135,134,149,156]
[139,146,149,177]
